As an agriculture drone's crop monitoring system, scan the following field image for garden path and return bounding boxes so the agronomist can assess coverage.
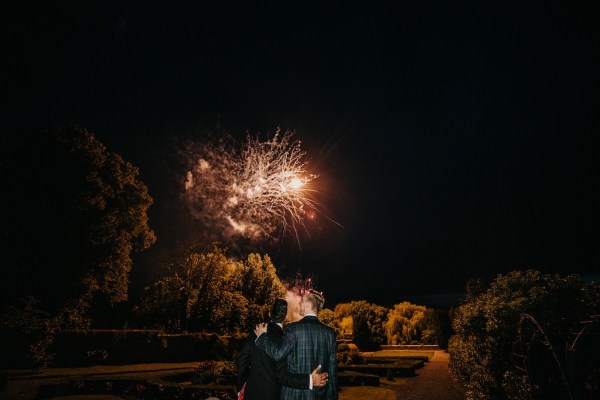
[387,350,465,400]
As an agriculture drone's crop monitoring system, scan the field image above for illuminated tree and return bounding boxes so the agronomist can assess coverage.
[228,253,285,330]
[229,254,284,307]
[334,303,352,319]
[338,316,353,337]
[337,300,389,349]
[0,125,155,324]
[318,308,341,336]
[135,245,284,334]
[333,303,354,337]
[385,301,428,345]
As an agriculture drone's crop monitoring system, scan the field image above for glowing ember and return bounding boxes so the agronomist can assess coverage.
[290,178,303,189]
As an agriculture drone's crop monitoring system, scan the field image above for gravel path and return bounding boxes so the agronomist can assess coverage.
[389,351,465,400]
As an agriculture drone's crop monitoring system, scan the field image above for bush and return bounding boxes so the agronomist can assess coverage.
[448,270,599,400]
[0,297,57,370]
[349,301,388,349]
[0,330,249,368]
[193,361,237,385]
[337,343,363,365]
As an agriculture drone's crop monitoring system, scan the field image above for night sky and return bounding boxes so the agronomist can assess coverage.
[3,1,600,308]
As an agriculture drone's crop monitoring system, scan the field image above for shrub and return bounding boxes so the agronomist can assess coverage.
[448,270,598,400]
[193,360,237,385]
[385,302,427,345]
[337,343,363,365]
[0,297,57,369]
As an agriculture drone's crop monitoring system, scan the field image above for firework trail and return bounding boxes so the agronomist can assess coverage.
[182,130,318,245]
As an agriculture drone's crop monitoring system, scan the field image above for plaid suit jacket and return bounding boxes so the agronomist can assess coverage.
[237,323,310,400]
[256,315,338,400]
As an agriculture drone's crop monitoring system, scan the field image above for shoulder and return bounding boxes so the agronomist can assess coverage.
[320,320,335,332]
[245,332,258,343]
[267,322,283,337]
[284,320,301,331]
[323,323,336,338]
[311,318,335,336]
[300,316,331,331]
[320,320,334,332]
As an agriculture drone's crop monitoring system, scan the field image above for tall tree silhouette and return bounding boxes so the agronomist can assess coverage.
[0,125,155,325]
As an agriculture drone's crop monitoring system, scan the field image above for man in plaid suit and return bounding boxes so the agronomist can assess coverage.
[255,289,338,400]
[236,299,328,400]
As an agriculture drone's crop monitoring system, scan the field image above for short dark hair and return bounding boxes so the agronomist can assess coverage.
[271,299,288,323]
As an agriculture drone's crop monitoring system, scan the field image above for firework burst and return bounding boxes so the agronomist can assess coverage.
[183,130,318,245]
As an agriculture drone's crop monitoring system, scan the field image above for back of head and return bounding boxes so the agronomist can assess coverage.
[270,298,288,324]
[305,289,325,313]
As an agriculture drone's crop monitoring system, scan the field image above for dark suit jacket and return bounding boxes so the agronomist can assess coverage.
[237,322,310,400]
[256,315,338,400]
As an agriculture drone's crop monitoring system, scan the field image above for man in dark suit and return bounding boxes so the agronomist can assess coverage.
[237,299,328,400]
[255,289,338,400]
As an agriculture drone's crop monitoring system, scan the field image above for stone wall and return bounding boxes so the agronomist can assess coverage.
[380,344,439,350]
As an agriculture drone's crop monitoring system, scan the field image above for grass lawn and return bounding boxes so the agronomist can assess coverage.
[339,386,397,400]
[3,373,402,400]
[25,396,128,400]
[1,363,199,400]
[2,358,418,400]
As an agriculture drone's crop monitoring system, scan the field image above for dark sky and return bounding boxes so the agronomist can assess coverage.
[3,1,600,308]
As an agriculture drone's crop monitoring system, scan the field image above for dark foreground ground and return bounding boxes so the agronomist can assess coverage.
[385,351,465,400]
[1,351,465,400]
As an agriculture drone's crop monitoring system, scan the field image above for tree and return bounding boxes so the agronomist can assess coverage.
[135,245,284,334]
[448,270,598,400]
[132,275,184,332]
[228,253,285,329]
[0,126,155,325]
[334,303,353,337]
[333,303,352,319]
[385,301,428,345]
[339,301,388,350]
[352,313,370,350]
[338,316,353,337]
[318,308,341,336]
[423,308,452,348]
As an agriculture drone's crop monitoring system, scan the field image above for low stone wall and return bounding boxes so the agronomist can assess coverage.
[49,330,247,367]
[339,364,417,377]
[0,328,247,368]
[36,377,236,400]
[380,344,440,350]
[337,371,380,386]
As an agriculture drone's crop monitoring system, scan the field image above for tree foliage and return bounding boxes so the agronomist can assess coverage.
[385,301,428,345]
[228,252,285,324]
[135,245,284,334]
[318,308,340,336]
[423,308,451,348]
[0,126,155,323]
[448,270,598,400]
[334,303,353,337]
[331,300,448,348]
[335,301,388,349]
[0,297,56,369]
